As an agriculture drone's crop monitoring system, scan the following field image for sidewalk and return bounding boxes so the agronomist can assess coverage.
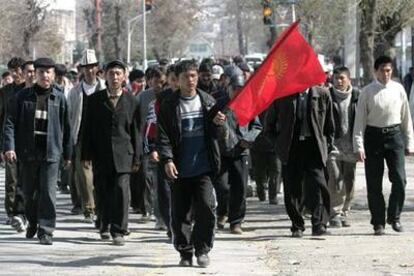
[0,160,413,275]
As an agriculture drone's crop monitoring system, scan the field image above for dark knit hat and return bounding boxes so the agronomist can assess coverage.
[34,58,56,69]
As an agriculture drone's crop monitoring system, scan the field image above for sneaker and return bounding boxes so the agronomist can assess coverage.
[196,254,210,267]
[291,229,303,238]
[230,224,243,234]
[26,224,37,239]
[39,235,53,245]
[374,225,385,235]
[100,231,111,240]
[217,216,227,230]
[113,235,125,246]
[70,206,82,215]
[179,257,193,267]
[11,216,27,232]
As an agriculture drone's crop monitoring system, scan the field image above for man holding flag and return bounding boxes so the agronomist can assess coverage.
[227,21,333,237]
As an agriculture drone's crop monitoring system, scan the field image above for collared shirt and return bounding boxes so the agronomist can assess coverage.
[353,79,414,152]
[107,90,123,107]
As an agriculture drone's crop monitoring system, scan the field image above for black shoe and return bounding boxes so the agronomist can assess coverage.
[291,229,303,238]
[26,224,37,239]
[269,198,278,205]
[100,231,111,240]
[329,216,342,228]
[179,257,193,267]
[39,235,53,245]
[374,225,385,235]
[389,221,403,232]
[217,216,227,230]
[341,218,351,227]
[70,206,82,215]
[312,225,329,236]
[197,254,210,267]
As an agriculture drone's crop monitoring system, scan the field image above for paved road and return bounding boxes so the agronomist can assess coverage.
[0,160,414,275]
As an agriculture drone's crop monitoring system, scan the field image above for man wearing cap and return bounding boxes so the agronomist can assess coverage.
[67,49,105,222]
[0,57,26,230]
[3,57,72,245]
[216,66,262,234]
[81,60,141,246]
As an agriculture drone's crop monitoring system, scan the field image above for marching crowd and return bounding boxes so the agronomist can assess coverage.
[0,49,413,268]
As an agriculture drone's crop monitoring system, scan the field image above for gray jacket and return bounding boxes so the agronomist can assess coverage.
[67,78,106,145]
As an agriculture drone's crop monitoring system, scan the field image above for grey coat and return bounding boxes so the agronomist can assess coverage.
[67,78,106,145]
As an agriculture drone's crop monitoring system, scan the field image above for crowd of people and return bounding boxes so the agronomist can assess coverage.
[0,49,412,268]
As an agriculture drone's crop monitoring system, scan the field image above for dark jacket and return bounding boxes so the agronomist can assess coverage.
[3,85,72,162]
[157,89,227,176]
[329,87,360,139]
[220,110,262,158]
[81,90,141,173]
[252,109,277,153]
[265,86,335,165]
[0,82,25,151]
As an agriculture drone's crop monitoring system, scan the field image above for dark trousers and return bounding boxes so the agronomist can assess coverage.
[157,163,171,230]
[4,160,25,217]
[94,167,130,237]
[20,161,59,237]
[283,138,330,232]
[215,155,249,225]
[251,150,282,201]
[171,173,215,258]
[133,158,154,214]
[364,126,406,226]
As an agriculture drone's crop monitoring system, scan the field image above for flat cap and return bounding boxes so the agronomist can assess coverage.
[105,60,127,71]
[34,58,56,69]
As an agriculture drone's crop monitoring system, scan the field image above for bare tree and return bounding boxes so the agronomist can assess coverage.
[22,0,49,58]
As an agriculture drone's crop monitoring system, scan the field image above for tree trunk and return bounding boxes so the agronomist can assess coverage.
[235,0,245,56]
[359,0,377,86]
[113,3,122,60]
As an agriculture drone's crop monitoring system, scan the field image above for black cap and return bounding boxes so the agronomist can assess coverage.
[34,58,55,69]
[105,60,127,71]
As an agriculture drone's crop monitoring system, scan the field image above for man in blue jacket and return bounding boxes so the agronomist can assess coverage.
[3,58,72,245]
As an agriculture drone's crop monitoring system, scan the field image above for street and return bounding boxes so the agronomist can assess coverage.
[1,160,414,275]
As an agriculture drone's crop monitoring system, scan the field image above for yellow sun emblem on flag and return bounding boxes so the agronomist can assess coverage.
[255,50,288,94]
[272,51,288,79]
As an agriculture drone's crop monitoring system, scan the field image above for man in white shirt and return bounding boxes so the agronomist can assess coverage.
[353,55,414,235]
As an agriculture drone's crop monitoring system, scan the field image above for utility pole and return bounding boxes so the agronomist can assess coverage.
[142,0,148,71]
[95,0,103,63]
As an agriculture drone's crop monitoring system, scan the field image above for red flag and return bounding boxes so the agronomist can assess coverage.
[228,21,326,126]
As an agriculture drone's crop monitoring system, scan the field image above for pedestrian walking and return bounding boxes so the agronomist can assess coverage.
[3,57,72,245]
[353,55,414,235]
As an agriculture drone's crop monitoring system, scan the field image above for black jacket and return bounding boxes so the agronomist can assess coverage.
[157,89,227,176]
[265,86,335,165]
[329,87,359,139]
[0,82,25,151]
[82,90,141,173]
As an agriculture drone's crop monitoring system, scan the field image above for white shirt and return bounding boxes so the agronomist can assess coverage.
[353,79,414,153]
[82,81,98,96]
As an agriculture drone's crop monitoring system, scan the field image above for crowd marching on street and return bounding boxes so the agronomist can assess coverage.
[1,45,414,268]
